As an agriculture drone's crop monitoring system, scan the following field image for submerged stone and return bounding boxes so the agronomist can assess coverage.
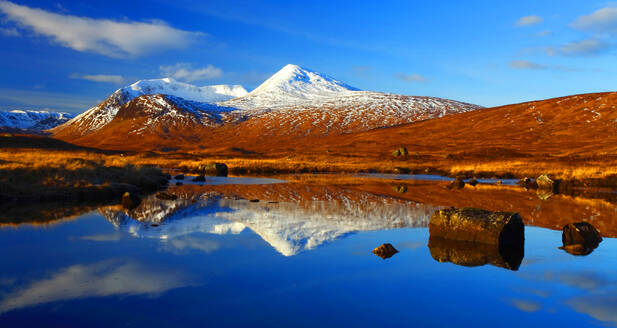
[447,178,465,189]
[372,243,399,259]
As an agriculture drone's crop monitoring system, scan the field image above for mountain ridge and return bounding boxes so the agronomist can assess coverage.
[51,64,481,149]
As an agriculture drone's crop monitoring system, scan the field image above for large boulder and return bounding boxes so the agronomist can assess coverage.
[429,207,525,246]
[202,163,229,177]
[536,174,559,192]
[392,147,408,157]
[560,222,602,256]
[121,192,141,210]
[428,236,523,271]
[372,243,399,259]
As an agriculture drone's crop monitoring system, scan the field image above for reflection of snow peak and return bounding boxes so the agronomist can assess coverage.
[216,198,436,256]
[101,188,438,256]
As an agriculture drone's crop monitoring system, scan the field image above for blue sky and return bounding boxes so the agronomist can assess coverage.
[0,0,616,113]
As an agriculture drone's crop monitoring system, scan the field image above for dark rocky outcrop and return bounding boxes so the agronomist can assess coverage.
[156,192,177,200]
[121,192,141,210]
[174,174,185,180]
[428,236,523,271]
[202,163,229,177]
[192,175,206,182]
[392,147,408,157]
[467,178,478,186]
[372,243,399,259]
[429,207,525,246]
[560,222,602,256]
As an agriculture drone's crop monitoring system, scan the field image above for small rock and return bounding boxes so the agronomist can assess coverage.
[164,173,172,180]
[121,192,141,210]
[394,185,407,194]
[249,199,260,203]
[192,175,206,182]
[495,180,503,185]
[392,147,408,157]
[447,178,465,189]
[174,174,185,180]
[560,222,602,255]
[467,178,478,186]
[372,243,399,259]
[176,182,183,186]
[537,174,559,192]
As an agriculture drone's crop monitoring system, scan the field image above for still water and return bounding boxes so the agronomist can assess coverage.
[1,177,617,327]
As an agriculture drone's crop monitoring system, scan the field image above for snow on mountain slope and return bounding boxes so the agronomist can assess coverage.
[52,78,247,136]
[220,64,359,110]
[0,110,74,131]
[52,64,481,148]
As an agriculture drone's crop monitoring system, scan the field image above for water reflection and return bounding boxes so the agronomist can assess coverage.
[99,184,439,256]
[0,259,195,314]
[428,236,524,270]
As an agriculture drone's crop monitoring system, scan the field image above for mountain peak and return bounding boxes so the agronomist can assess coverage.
[220,64,359,110]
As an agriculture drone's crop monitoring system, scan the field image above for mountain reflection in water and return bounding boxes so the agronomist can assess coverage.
[100,184,439,256]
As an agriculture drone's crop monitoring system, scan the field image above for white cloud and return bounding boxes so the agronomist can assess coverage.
[559,39,610,56]
[516,15,544,27]
[535,30,553,37]
[0,260,195,313]
[70,73,124,84]
[571,7,617,33]
[510,299,541,312]
[0,1,201,57]
[163,235,221,254]
[394,73,427,83]
[568,295,617,326]
[159,63,223,82]
[509,60,547,70]
[0,26,19,36]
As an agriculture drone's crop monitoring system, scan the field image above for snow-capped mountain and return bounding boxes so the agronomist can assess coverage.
[0,110,74,132]
[52,78,247,136]
[220,64,359,110]
[52,64,480,150]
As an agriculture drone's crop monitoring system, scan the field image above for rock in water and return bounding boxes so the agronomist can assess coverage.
[467,178,478,186]
[518,177,537,189]
[192,175,206,182]
[121,192,141,210]
[372,243,399,259]
[394,185,407,194]
[428,236,523,271]
[392,147,408,157]
[560,222,602,256]
[202,163,229,177]
[447,178,465,189]
[429,207,525,246]
[174,174,185,180]
[537,174,559,192]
